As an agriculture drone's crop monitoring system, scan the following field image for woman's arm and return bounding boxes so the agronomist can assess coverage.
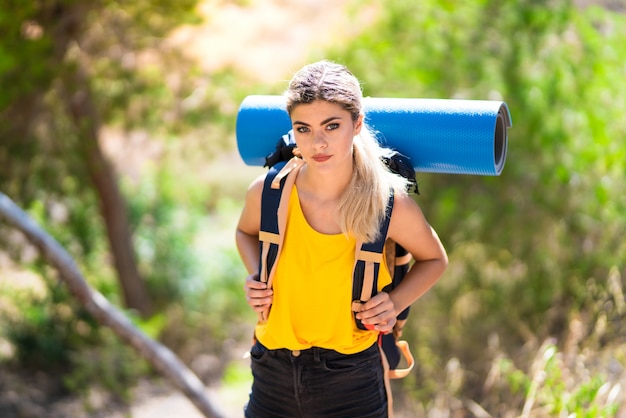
[235,174,274,312]
[386,192,448,314]
[357,193,447,332]
[235,175,264,273]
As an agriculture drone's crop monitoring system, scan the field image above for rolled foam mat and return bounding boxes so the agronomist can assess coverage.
[236,95,512,175]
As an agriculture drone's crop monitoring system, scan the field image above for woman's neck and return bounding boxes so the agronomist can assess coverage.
[297,162,353,203]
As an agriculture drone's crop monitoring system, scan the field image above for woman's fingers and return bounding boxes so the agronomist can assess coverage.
[244,274,273,311]
[356,292,397,332]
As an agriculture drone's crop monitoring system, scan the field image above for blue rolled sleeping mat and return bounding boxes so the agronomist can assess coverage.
[236,95,512,176]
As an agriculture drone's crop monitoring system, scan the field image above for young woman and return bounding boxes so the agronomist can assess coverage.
[235,60,448,418]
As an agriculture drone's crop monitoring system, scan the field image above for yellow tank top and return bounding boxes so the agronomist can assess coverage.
[255,185,392,354]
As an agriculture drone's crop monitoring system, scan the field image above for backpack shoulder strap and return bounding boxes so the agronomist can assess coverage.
[351,191,395,330]
[349,191,416,378]
[257,157,305,322]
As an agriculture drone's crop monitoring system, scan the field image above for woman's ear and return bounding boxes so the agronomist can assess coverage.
[354,113,364,135]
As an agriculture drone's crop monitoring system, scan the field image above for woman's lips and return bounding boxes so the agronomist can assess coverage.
[312,155,331,162]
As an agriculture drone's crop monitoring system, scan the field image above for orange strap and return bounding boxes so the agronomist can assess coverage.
[378,337,394,418]
[387,340,415,379]
[378,338,415,417]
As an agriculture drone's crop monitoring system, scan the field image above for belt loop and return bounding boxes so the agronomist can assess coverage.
[313,347,321,363]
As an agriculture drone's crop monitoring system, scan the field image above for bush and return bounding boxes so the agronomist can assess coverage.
[327,0,626,414]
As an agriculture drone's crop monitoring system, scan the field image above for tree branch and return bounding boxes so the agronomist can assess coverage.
[0,191,226,418]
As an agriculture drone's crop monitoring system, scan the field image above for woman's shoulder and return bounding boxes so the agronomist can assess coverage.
[248,172,269,193]
[391,190,419,211]
[237,173,269,236]
[389,191,427,233]
[241,173,269,210]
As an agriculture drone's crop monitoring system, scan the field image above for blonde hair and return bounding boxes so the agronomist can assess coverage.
[285,60,410,242]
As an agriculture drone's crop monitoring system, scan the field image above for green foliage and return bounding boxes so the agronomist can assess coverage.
[121,156,253,356]
[0,2,256,414]
[490,342,621,417]
[0,262,146,400]
[1,277,101,371]
[221,359,251,387]
[62,328,149,404]
[124,158,251,319]
[0,0,209,228]
[125,165,199,308]
[0,1,235,405]
[326,0,626,413]
[0,2,56,108]
[101,0,202,39]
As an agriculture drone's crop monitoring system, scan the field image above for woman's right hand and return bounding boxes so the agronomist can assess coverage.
[244,273,274,312]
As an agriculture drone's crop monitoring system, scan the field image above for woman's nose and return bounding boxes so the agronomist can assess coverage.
[313,131,327,148]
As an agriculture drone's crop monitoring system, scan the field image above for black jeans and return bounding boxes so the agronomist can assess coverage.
[245,341,388,418]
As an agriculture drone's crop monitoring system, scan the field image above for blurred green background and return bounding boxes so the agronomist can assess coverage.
[1,0,625,416]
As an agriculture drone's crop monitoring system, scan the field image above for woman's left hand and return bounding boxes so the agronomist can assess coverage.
[356,292,397,333]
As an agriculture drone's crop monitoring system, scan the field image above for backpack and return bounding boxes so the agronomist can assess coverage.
[258,131,418,379]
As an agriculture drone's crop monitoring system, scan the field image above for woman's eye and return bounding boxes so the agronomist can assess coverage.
[296,126,310,133]
[326,123,339,130]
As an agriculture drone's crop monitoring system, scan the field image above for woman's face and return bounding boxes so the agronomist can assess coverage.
[290,100,362,171]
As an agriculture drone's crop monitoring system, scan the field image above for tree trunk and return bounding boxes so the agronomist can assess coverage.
[0,192,226,418]
[37,0,153,316]
[62,64,153,318]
